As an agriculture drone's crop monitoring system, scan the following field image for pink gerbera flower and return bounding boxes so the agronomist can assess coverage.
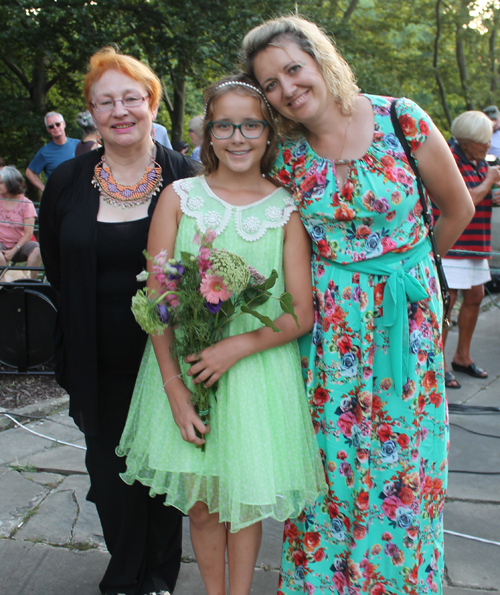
[200,274,232,304]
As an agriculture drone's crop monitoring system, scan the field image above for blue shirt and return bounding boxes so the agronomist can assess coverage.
[152,123,172,150]
[28,139,79,179]
[191,145,201,163]
[490,129,500,158]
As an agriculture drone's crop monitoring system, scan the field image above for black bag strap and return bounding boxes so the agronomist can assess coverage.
[390,99,451,327]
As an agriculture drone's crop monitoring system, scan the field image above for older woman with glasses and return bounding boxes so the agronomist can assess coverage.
[437,111,500,389]
[39,47,199,595]
[0,166,41,279]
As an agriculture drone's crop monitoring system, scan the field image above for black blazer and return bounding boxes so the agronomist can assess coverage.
[39,142,199,435]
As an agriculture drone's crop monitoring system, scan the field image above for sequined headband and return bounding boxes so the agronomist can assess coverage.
[203,81,274,119]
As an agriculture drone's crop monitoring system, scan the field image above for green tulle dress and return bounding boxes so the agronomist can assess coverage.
[117,175,326,532]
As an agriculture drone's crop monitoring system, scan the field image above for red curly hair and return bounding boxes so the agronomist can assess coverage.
[84,47,162,111]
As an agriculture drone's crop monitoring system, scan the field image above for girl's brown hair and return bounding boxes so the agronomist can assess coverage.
[201,73,278,175]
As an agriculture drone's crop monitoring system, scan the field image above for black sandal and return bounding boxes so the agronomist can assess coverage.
[445,371,461,389]
[451,361,488,379]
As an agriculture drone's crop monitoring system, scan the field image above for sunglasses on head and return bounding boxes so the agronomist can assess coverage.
[47,122,63,130]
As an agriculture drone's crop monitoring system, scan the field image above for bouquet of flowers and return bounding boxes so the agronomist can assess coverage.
[131,229,298,448]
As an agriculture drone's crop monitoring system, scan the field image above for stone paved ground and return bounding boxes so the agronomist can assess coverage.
[1,305,499,594]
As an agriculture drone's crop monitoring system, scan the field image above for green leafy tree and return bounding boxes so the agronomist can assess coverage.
[0,1,118,163]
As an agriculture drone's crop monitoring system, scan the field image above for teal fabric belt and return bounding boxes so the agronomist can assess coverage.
[316,239,432,396]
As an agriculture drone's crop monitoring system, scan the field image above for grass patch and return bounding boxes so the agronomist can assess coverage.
[9,463,37,473]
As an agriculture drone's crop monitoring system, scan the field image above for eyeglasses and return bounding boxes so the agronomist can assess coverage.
[208,120,268,140]
[47,122,63,130]
[90,95,149,112]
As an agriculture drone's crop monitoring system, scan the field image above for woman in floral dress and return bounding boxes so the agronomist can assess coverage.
[241,16,474,595]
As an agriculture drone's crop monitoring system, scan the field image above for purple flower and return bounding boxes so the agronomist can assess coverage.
[373,197,390,213]
[339,462,353,477]
[352,286,362,303]
[384,542,399,557]
[205,300,222,313]
[168,263,185,279]
[156,304,169,324]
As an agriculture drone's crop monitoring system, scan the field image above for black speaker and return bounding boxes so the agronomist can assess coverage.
[0,280,58,372]
[485,274,500,294]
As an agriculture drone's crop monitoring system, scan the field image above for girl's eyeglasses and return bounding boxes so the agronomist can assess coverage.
[208,121,268,140]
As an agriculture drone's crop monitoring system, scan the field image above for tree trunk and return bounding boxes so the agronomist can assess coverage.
[455,2,475,110]
[170,72,186,143]
[161,80,174,122]
[342,0,360,23]
[433,0,453,125]
[30,65,49,113]
[489,7,499,94]
[326,0,340,20]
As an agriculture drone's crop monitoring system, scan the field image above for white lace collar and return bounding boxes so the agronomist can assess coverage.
[173,175,296,242]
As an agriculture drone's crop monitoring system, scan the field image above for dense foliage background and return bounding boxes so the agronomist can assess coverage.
[1,0,499,198]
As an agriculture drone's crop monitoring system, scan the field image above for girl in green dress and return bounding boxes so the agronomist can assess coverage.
[118,74,326,595]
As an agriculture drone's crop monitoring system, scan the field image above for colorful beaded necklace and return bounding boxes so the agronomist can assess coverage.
[92,154,163,208]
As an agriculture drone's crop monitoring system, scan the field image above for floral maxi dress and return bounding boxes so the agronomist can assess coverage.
[273,96,448,595]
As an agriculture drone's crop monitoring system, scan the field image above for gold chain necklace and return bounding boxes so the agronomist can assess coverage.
[92,154,163,209]
[334,114,353,166]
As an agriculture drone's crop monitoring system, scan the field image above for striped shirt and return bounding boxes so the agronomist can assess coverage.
[432,138,492,259]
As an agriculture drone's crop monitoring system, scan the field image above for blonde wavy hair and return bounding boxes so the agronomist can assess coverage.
[240,15,359,136]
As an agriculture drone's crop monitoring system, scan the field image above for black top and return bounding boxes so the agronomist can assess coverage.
[39,143,200,435]
[95,218,151,374]
[75,140,97,157]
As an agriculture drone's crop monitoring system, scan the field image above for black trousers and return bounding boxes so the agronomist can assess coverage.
[85,433,183,595]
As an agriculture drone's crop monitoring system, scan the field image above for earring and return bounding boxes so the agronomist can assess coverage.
[267,141,271,145]
[210,141,213,146]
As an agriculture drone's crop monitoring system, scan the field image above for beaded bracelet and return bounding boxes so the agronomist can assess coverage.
[163,374,183,391]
